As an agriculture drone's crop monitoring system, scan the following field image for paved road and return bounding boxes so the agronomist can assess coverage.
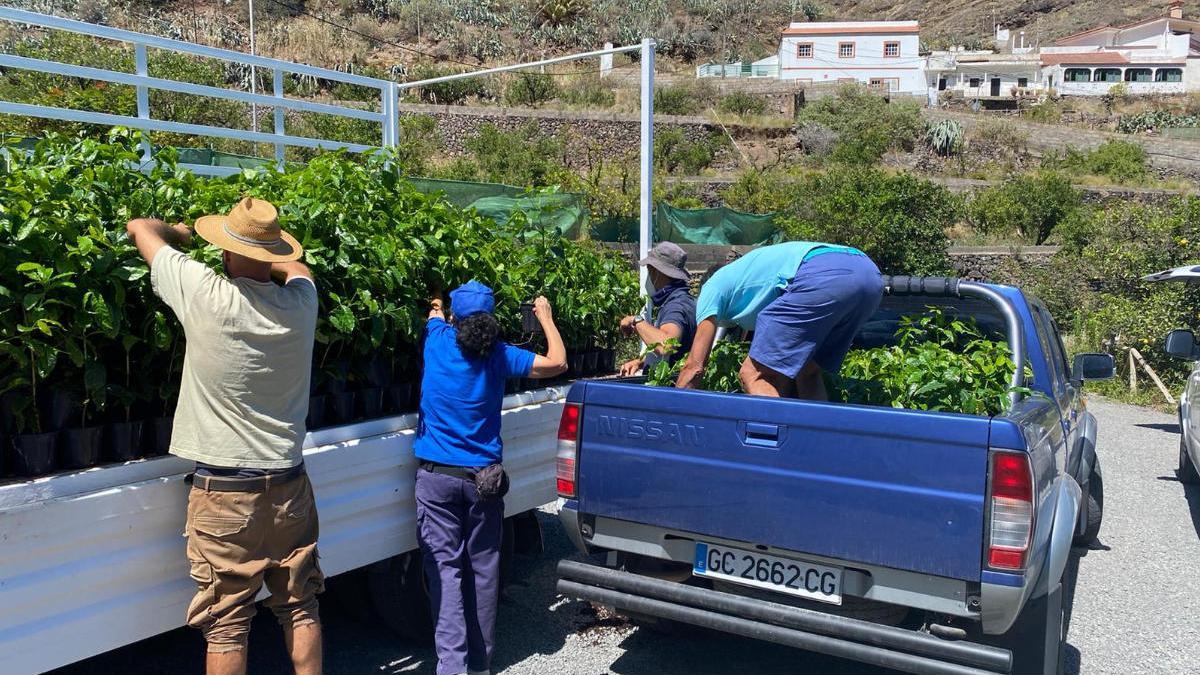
[54,398,1200,674]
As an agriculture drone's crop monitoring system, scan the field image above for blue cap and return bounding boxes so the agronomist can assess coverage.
[449,280,495,319]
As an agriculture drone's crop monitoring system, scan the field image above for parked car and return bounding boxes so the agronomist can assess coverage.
[555,276,1114,675]
[1164,329,1200,483]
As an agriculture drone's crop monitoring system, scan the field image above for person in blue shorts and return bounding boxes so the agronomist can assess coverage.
[676,242,883,400]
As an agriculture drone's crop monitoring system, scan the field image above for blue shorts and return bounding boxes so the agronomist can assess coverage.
[748,252,883,379]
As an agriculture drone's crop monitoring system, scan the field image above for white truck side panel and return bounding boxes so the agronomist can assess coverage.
[0,388,565,675]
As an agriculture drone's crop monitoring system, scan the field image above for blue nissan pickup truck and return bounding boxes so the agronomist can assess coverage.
[554,277,1115,675]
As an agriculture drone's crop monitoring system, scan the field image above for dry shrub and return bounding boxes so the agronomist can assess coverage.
[263,17,368,67]
[969,118,1029,159]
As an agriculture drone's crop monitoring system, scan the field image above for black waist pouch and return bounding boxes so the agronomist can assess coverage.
[475,463,510,500]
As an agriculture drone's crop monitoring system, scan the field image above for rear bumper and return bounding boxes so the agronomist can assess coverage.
[557,560,1013,675]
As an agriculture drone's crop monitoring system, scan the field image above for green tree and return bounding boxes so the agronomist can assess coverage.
[968,171,1082,244]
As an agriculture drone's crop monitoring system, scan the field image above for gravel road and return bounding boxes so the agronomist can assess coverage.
[54,398,1200,675]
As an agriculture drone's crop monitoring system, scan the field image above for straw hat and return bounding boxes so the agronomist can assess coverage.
[194,197,302,263]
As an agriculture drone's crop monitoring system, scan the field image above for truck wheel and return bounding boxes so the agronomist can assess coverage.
[367,551,433,642]
[1074,466,1103,546]
[994,555,1078,675]
[368,518,516,642]
[1180,437,1200,484]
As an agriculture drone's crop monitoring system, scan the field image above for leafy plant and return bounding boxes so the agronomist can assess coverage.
[1117,110,1199,134]
[645,340,749,392]
[504,72,559,107]
[653,82,715,116]
[1044,140,1149,185]
[654,128,729,175]
[717,92,767,116]
[558,76,617,108]
[794,83,922,165]
[828,309,1025,416]
[967,171,1082,244]
[779,167,957,275]
[924,119,964,157]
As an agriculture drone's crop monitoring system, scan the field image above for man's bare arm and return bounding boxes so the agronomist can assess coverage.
[675,317,717,389]
[270,260,314,284]
[125,218,191,266]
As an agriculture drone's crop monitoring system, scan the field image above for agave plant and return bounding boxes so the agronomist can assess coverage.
[925,119,964,157]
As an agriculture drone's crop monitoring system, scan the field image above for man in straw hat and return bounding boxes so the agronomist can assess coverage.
[127,197,323,675]
[618,242,697,376]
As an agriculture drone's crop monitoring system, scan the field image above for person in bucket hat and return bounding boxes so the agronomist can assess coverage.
[618,242,697,376]
[415,283,566,675]
[126,197,323,675]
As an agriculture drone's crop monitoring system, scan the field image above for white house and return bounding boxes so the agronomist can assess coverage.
[1040,1,1200,95]
[777,20,925,94]
[925,26,1045,102]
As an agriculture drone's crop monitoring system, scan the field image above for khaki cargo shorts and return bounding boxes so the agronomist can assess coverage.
[185,472,324,653]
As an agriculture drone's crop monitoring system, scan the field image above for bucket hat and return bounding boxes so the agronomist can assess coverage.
[194,197,303,263]
[638,242,690,281]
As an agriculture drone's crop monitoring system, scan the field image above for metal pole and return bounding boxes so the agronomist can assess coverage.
[248,0,257,134]
[395,43,643,90]
[134,43,151,162]
[638,38,655,318]
[273,68,284,167]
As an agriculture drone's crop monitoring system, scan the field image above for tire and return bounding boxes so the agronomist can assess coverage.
[367,551,434,642]
[367,517,516,643]
[1180,436,1200,484]
[993,555,1078,675]
[1074,466,1104,546]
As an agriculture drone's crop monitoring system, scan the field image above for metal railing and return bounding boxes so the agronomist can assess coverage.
[0,8,659,307]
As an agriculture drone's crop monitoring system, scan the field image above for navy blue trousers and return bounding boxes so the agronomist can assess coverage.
[415,468,503,675]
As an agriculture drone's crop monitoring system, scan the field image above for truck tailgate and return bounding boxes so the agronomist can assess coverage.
[575,383,992,581]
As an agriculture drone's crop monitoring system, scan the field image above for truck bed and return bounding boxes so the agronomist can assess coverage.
[574,382,994,581]
[0,387,565,675]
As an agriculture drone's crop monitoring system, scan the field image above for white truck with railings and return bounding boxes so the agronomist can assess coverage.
[0,8,660,673]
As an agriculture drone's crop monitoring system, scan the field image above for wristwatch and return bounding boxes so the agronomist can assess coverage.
[631,316,644,327]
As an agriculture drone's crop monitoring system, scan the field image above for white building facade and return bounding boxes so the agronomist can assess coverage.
[1040,2,1200,96]
[778,20,925,94]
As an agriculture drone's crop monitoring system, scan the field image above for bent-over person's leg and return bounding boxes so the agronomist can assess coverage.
[793,360,829,401]
[262,474,324,675]
[738,357,795,398]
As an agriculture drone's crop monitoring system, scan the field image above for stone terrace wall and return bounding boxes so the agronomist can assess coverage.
[397,103,715,157]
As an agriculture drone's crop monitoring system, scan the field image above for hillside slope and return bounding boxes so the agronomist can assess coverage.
[5,1,1197,71]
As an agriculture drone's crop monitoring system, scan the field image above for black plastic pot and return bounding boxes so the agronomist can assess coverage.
[0,434,6,476]
[143,417,173,457]
[42,390,83,431]
[520,302,542,335]
[584,350,600,375]
[358,387,383,421]
[105,420,144,462]
[364,356,392,388]
[505,378,520,395]
[568,354,585,377]
[307,395,330,430]
[60,426,103,470]
[384,383,414,415]
[0,392,17,435]
[10,432,57,477]
[600,348,616,374]
[329,392,357,425]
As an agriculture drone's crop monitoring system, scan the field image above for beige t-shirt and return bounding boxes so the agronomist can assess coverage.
[151,246,317,469]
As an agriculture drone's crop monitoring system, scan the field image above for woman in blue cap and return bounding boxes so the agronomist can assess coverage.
[414,281,566,675]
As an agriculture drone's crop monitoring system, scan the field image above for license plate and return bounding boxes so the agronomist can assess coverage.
[694,542,843,605]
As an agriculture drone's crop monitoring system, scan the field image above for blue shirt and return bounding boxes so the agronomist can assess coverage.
[414,318,536,467]
[643,280,697,371]
[695,242,827,331]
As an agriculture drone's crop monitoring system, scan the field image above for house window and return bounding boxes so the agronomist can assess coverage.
[869,77,900,91]
[838,42,855,58]
[883,41,900,58]
[1064,68,1091,82]
[1093,68,1122,83]
[1018,77,1029,88]
[1125,68,1152,82]
[796,43,814,59]
[969,77,982,88]
[1156,67,1183,82]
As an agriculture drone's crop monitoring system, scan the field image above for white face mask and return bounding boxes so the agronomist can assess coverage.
[643,275,656,295]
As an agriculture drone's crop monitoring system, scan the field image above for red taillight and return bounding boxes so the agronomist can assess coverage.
[987,450,1034,571]
[556,403,581,498]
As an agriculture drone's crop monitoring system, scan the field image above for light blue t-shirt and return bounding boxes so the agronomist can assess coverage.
[414,318,536,467]
[696,242,847,331]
